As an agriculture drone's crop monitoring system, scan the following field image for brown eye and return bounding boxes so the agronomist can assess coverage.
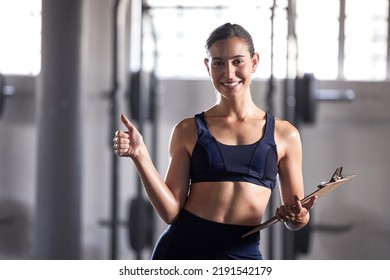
[233,59,244,66]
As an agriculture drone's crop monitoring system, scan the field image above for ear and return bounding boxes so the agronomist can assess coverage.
[251,53,260,73]
[204,58,211,76]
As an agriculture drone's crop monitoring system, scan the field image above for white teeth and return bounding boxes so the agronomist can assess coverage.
[223,81,240,87]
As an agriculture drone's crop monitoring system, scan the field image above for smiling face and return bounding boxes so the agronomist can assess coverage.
[204,37,259,101]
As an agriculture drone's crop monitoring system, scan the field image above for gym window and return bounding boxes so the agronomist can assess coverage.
[0,0,389,81]
[0,0,42,75]
[143,0,390,81]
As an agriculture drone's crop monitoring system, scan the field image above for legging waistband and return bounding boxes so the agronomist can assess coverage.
[173,209,258,239]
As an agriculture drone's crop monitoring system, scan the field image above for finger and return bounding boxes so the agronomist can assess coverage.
[275,208,284,221]
[113,143,120,156]
[120,113,133,131]
[280,204,293,220]
[303,195,317,211]
[294,195,303,211]
[115,131,130,141]
[115,136,130,145]
[117,148,128,156]
[113,143,121,152]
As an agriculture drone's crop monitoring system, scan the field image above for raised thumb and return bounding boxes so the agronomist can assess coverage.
[120,113,132,130]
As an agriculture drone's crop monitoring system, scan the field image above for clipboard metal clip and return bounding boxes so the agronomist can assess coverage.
[318,166,343,189]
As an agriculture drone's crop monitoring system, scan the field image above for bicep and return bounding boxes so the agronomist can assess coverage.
[164,124,192,210]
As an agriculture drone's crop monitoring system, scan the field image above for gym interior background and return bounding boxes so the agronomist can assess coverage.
[0,0,389,260]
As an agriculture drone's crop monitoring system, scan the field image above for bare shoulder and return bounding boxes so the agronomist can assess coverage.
[173,117,197,136]
[170,117,198,153]
[274,117,300,141]
[274,118,302,161]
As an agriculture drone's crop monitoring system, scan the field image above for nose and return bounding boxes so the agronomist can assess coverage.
[224,64,235,79]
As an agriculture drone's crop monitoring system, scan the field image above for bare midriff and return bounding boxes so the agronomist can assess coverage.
[184,181,272,226]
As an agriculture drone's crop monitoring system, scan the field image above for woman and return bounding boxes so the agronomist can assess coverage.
[113,23,316,260]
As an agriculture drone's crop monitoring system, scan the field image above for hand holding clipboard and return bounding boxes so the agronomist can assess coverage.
[242,167,357,238]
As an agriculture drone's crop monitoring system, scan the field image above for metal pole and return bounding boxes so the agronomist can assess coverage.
[35,0,82,259]
[387,0,390,79]
[266,0,277,260]
[109,0,121,260]
[338,0,346,80]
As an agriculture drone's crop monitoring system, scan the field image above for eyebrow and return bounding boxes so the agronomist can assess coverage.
[211,55,246,61]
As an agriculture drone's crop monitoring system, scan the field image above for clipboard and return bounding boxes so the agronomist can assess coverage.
[242,167,357,238]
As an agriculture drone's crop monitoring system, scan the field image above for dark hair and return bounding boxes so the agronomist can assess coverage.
[205,23,255,56]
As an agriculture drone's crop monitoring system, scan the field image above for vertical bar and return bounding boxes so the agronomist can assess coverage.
[266,0,277,260]
[35,0,82,260]
[387,0,390,79]
[338,0,346,80]
[110,0,121,260]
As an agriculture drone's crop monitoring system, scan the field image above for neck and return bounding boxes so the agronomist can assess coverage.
[213,96,263,120]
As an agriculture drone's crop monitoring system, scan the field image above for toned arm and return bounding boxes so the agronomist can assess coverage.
[114,114,193,224]
[275,119,316,230]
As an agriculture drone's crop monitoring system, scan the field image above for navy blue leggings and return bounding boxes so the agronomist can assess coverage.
[151,209,262,260]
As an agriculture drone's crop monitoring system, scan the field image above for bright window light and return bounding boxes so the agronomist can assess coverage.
[344,0,388,80]
[0,0,41,75]
[1,0,387,80]
[296,0,340,80]
[142,0,288,79]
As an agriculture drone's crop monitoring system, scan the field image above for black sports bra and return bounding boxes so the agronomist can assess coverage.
[189,112,278,190]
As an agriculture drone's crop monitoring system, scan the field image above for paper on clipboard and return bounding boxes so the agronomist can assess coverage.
[242,167,357,238]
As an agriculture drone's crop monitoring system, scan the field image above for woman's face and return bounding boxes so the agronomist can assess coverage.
[204,37,259,100]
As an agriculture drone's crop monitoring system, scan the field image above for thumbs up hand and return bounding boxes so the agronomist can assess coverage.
[113,114,144,158]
